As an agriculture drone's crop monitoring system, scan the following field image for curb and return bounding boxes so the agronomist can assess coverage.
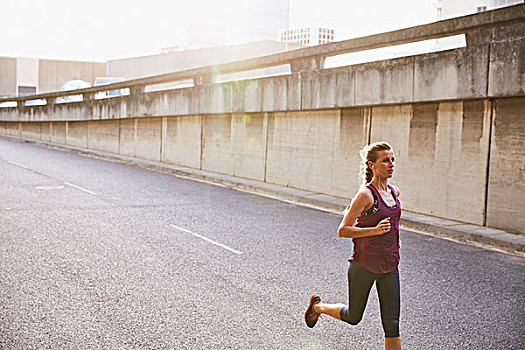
[2,134,524,257]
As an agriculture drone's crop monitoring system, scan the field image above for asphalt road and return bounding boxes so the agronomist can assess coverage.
[0,137,524,350]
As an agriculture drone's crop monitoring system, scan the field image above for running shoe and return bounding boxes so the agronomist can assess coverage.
[304,295,321,328]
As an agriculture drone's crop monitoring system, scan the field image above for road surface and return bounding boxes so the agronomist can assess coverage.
[0,138,523,349]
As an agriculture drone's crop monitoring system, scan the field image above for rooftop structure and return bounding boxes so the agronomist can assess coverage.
[279,27,335,46]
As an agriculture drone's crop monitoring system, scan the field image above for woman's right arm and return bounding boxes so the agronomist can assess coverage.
[337,190,391,239]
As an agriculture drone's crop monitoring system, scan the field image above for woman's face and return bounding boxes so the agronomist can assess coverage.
[370,150,395,179]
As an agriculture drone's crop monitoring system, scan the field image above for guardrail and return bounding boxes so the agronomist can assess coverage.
[1,3,524,105]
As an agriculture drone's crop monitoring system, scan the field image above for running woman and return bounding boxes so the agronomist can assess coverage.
[304,142,402,350]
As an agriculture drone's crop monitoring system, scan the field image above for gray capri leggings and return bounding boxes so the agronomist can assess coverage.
[339,260,400,338]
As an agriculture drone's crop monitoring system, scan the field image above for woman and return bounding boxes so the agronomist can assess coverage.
[304,141,402,350]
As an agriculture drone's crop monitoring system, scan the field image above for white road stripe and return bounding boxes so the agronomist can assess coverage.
[63,181,97,196]
[170,224,243,255]
[8,161,29,170]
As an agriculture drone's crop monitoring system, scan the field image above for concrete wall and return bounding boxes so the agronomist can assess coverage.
[119,118,137,157]
[162,115,202,169]
[135,117,162,161]
[41,122,51,142]
[201,114,235,176]
[0,6,523,233]
[67,121,89,148]
[20,122,42,140]
[0,43,497,122]
[0,57,16,97]
[50,122,66,144]
[5,20,522,123]
[1,97,523,233]
[229,113,267,181]
[488,21,525,97]
[486,97,525,233]
[16,58,39,93]
[370,101,491,225]
[38,59,106,93]
[201,113,268,181]
[266,110,344,196]
[88,120,119,154]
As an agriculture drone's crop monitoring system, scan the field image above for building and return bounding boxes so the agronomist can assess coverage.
[187,0,289,49]
[244,0,290,43]
[1,40,302,99]
[279,27,335,46]
[0,57,105,98]
[435,0,524,19]
[0,0,292,97]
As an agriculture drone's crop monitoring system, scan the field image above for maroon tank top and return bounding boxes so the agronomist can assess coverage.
[349,183,401,274]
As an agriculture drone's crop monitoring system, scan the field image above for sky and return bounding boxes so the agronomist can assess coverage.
[1,0,438,62]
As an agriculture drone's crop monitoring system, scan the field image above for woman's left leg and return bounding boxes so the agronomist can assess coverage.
[376,268,401,350]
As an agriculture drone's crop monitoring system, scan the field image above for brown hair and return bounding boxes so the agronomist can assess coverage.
[359,142,393,186]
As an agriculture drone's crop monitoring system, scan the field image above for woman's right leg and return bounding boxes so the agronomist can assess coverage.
[314,261,376,324]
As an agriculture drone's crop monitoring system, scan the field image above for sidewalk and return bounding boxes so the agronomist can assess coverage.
[3,134,524,257]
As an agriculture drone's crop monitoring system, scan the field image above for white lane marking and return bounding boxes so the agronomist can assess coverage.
[36,185,64,190]
[8,161,29,170]
[170,224,243,255]
[63,181,97,196]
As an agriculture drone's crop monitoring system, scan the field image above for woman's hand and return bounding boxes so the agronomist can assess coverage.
[374,217,391,235]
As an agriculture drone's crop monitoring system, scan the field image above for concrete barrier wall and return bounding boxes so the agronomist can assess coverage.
[50,122,66,144]
[135,117,162,161]
[370,101,491,225]
[4,122,19,136]
[230,113,267,181]
[66,121,89,148]
[486,97,525,233]
[20,122,42,140]
[0,42,499,123]
[333,108,372,198]
[266,108,371,199]
[266,110,345,196]
[201,114,235,175]
[200,113,268,180]
[41,122,51,142]
[414,46,488,101]
[161,115,202,169]
[1,7,523,233]
[1,97,523,233]
[2,17,523,124]
[488,22,525,97]
[88,120,119,154]
[119,118,137,157]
